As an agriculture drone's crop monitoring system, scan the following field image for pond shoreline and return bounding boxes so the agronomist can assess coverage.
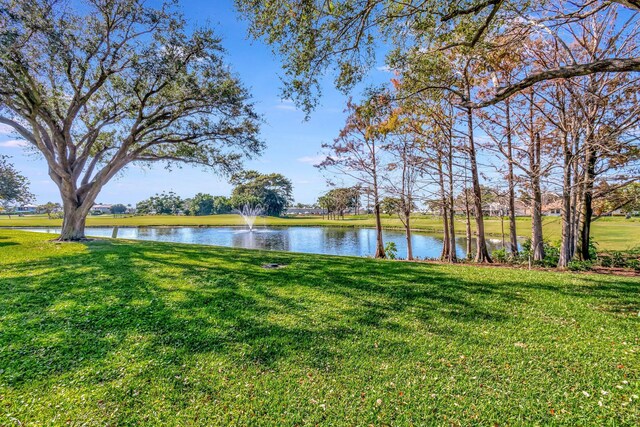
[0,223,524,239]
[12,225,513,260]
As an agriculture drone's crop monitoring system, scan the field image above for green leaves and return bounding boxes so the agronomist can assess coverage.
[0,155,33,208]
[230,171,294,216]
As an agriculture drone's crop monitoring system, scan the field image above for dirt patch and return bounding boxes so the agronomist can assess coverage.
[261,263,287,269]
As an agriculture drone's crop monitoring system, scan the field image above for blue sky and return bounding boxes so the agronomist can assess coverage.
[0,0,391,205]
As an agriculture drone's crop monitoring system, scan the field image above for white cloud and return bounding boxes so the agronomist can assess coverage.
[0,139,29,148]
[274,99,297,111]
[275,104,296,111]
[376,65,392,73]
[297,155,326,165]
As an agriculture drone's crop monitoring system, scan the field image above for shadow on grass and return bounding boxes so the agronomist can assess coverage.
[0,235,19,247]
[1,236,638,388]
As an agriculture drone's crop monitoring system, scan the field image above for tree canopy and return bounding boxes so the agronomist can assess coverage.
[0,155,33,211]
[235,0,640,112]
[110,204,128,215]
[186,193,232,216]
[0,0,262,239]
[230,170,293,216]
[136,192,183,215]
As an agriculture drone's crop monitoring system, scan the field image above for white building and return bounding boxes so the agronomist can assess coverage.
[92,204,113,214]
[15,204,38,214]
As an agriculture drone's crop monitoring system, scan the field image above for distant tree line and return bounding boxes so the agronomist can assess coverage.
[135,171,293,217]
[317,187,361,219]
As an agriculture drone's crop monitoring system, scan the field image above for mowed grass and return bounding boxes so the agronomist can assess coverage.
[2,213,640,251]
[0,230,638,425]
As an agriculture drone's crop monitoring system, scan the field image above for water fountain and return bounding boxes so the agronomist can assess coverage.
[239,204,263,231]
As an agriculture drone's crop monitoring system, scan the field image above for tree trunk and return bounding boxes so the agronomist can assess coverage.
[438,151,450,262]
[505,101,518,256]
[405,210,413,260]
[531,189,545,261]
[578,146,597,260]
[530,132,545,262]
[578,189,594,260]
[59,201,90,241]
[447,138,457,263]
[55,171,106,241]
[467,107,492,263]
[571,138,582,258]
[373,182,385,259]
[373,201,385,259]
[558,134,573,268]
[441,205,450,261]
[464,187,473,260]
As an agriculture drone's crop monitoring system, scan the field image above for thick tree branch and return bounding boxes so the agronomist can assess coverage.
[0,116,36,144]
[466,57,640,108]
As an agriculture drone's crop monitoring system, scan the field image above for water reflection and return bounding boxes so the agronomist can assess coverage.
[17,226,510,259]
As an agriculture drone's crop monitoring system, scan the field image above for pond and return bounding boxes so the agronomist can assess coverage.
[18,226,510,259]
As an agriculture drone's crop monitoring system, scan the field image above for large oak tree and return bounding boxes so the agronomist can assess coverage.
[0,0,262,240]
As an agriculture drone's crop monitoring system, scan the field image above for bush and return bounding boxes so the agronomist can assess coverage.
[567,260,593,271]
[384,242,398,260]
[611,251,626,268]
[587,238,598,260]
[492,248,509,263]
[599,255,613,268]
[519,238,560,267]
[626,259,640,271]
[598,251,639,270]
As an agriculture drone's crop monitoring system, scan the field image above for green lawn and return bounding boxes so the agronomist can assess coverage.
[2,213,640,251]
[0,230,638,425]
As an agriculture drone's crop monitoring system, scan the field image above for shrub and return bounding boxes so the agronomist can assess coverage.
[587,238,599,260]
[598,251,639,270]
[492,248,509,263]
[567,260,593,271]
[626,259,640,271]
[519,238,560,267]
[384,242,398,260]
[599,255,613,268]
[611,251,626,268]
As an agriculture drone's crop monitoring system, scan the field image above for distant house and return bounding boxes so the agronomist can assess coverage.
[512,192,564,216]
[542,200,563,216]
[513,201,531,216]
[92,204,113,214]
[15,204,38,214]
[285,207,326,216]
[486,202,507,217]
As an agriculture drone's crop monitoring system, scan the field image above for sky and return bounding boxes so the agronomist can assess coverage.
[0,0,391,205]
